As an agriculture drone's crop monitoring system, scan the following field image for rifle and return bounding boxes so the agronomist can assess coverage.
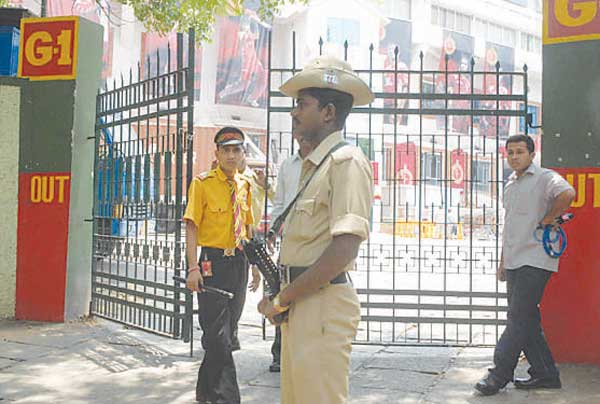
[244,237,288,322]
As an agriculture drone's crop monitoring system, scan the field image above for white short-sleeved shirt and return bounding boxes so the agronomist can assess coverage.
[503,163,574,272]
[270,153,303,226]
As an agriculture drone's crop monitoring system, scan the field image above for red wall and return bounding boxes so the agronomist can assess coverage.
[16,172,71,322]
[541,167,600,364]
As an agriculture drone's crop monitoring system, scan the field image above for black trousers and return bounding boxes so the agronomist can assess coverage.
[230,261,248,349]
[490,265,559,384]
[271,326,281,363]
[196,248,248,404]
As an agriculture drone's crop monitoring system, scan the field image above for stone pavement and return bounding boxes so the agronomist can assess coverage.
[1,315,599,403]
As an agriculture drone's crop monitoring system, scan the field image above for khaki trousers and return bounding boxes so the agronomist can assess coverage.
[280,283,361,404]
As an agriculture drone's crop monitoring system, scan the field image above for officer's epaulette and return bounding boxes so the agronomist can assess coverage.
[331,144,354,163]
[195,171,213,181]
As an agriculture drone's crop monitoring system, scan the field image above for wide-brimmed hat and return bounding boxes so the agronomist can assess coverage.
[214,127,245,146]
[279,55,374,106]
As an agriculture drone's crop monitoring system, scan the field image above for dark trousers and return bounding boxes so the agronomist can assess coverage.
[271,326,281,363]
[230,260,248,348]
[196,249,248,404]
[490,265,559,384]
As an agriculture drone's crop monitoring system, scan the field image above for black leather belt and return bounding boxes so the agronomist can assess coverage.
[281,266,351,285]
[201,246,244,259]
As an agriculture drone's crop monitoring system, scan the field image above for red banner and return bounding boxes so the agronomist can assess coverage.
[18,17,79,80]
[371,161,379,185]
[450,149,466,189]
[395,142,416,185]
[480,42,514,138]
[436,31,474,134]
[544,0,600,44]
[541,167,600,364]
[215,15,269,108]
[380,18,411,125]
[16,173,71,321]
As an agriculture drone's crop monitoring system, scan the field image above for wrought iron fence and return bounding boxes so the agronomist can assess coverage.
[91,31,195,342]
[266,33,530,346]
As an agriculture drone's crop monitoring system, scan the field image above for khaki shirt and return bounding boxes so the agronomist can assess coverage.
[279,131,373,268]
[502,163,574,272]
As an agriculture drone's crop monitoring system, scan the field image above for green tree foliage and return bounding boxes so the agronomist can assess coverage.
[114,0,307,42]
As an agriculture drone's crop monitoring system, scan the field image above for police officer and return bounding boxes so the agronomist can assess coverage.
[258,55,374,404]
[184,126,254,404]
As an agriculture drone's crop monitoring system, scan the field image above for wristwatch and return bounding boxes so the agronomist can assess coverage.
[272,294,289,313]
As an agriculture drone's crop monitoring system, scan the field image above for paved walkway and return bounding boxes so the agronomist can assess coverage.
[1,314,599,403]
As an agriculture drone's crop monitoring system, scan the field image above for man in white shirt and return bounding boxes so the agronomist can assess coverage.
[475,135,576,396]
[266,134,311,372]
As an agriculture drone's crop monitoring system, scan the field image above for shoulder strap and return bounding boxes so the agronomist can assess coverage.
[195,171,212,181]
[270,141,347,236]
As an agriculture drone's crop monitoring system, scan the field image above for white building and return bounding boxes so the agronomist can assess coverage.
[268,0,543,223]
[11,0,543,194]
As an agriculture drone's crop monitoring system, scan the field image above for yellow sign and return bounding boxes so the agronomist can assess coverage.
[30,175,70,204]
[566,173,600,208]
[544,0,600,45]
[18,17,79,81]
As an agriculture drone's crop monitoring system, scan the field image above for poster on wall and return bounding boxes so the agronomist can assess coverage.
[379,18,412,125]
[215,10,269,109]
[437,30,474,134]
[395,142,417,185]
[450,149,467,189]
[479,42,514,138]
[141,32,202,100]
[47,0,114,80]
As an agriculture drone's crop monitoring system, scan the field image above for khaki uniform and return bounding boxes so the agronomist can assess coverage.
[279,131,373,404]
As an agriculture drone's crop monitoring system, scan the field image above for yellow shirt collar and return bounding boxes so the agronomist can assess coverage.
[215,165,239,182]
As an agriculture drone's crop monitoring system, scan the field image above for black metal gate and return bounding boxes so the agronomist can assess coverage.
[267,34,530,346]
[91,31,196,341]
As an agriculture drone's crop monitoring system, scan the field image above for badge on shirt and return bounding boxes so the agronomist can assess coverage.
[201,255,213,277]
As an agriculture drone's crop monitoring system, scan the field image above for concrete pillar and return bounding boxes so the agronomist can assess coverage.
[540,0,600,365]
[0,14,102,321]
[0,80,21,318]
